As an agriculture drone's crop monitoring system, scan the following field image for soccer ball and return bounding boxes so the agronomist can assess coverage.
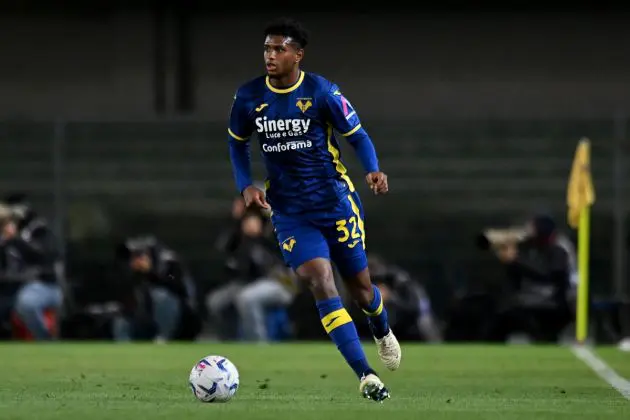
[189,355,240,403]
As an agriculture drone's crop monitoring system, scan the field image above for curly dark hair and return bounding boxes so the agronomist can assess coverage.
[264,17,309,48]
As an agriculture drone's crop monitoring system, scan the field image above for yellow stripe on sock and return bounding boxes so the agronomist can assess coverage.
[362,298,383,317]
[321,308,353,334]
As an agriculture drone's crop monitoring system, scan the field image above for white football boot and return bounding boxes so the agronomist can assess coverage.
[359,373,390,402]
[375,330,401,371]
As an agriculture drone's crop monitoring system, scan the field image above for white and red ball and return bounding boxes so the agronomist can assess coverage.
[189,355,239,403]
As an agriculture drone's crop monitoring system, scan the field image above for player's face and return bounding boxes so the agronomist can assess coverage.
[264,35,303,78]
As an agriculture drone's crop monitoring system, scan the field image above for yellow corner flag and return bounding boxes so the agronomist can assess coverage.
[566,138,595,344]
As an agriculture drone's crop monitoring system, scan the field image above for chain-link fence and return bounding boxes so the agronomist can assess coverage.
[0,117,627,317]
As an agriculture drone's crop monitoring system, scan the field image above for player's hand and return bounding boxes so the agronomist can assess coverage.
[366,172,388,195]
[242,185,270,209]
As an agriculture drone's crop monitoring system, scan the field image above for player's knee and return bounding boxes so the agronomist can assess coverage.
[306,276,337,299]
[298,260,337,299]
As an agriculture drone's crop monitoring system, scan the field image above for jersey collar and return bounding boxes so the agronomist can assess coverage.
[265,71,305,94]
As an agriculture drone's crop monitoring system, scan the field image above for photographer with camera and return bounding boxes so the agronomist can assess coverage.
[113,236,201,343]
[366,254,442,342]
[478,213,575,343]
[0,197,63,340]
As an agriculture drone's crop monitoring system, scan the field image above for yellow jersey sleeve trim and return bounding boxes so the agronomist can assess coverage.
[341,124,362,137]
[326,124,355,192]
[265,71,305,94]
[228,128,248,141]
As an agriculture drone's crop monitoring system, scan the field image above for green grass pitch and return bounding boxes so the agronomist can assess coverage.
[0,343,627,419]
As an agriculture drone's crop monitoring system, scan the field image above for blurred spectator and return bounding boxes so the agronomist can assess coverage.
[204,196,247,339]
[206,209,291,341]
[113,235,200,343]
[368,254,442,342]
[487,213,574,343]
[0,196,63,340]
[236,260,297,341]
[214,196,247,266]
[213,194,275,285]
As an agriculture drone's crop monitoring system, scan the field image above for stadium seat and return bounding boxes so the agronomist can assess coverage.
[265,307,291,341]
[11,309,58,340]
[236,307,291,341]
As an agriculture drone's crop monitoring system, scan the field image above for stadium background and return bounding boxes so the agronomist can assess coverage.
[1,3,629,335]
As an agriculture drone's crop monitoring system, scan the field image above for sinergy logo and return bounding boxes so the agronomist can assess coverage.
[255,117,311,139]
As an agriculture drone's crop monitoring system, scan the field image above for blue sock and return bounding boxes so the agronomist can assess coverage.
[362,284,390,339]
[317,297,373,379]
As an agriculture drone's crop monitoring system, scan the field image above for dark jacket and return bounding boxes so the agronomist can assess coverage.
[231,235,283,283]
[373,265,431,318]
[118,243,195,317]
[0,217,59,285]
[505,237,571,308]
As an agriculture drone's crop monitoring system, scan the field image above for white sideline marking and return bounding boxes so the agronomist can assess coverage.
[571,345,630,400]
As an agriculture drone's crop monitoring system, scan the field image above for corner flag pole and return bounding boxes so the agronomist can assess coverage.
[567,138,595,344]
[576,202,590,343]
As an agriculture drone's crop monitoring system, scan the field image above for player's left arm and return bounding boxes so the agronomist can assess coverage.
[323,86,388,194]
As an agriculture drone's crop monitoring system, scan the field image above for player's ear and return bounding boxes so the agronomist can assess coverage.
[295,48,304,63]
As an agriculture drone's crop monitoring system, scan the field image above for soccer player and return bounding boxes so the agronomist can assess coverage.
[227,18,401,402]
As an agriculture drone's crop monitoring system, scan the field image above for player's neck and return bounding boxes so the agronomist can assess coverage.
[269,68,301,89]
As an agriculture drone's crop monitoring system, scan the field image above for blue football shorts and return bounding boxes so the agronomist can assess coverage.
[271,191,368,279]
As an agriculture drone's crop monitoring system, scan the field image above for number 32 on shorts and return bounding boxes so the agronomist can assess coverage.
[336,216,363,249]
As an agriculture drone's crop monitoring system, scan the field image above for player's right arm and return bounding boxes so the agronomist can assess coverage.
[227,90,269,208]
[228,91,253,193]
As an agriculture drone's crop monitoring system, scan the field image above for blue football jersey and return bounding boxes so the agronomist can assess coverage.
[228,71,365,215]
